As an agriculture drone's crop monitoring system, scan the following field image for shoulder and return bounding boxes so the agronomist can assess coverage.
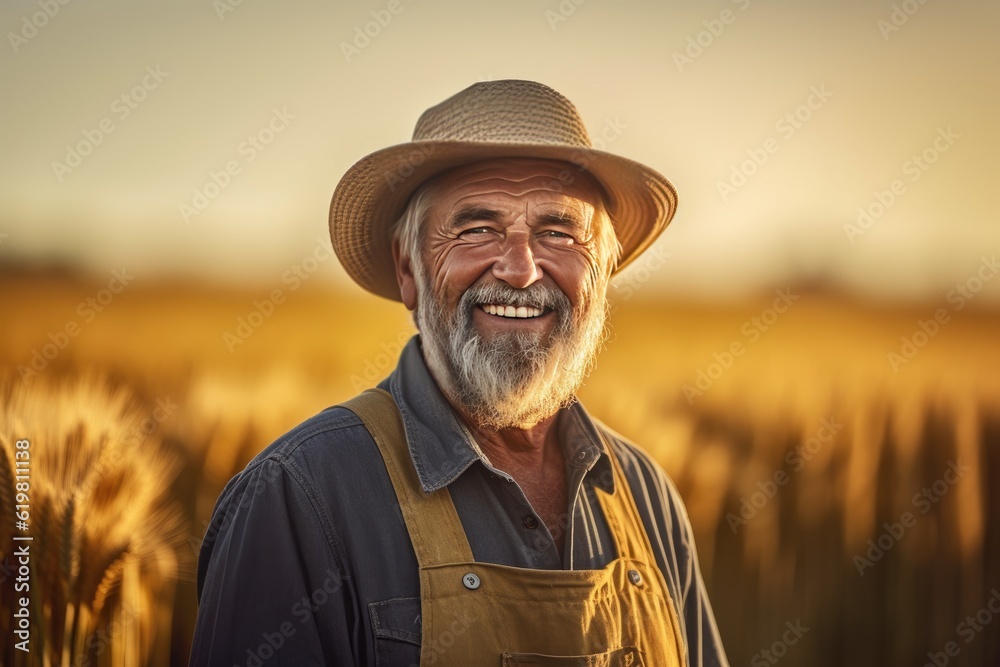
[209,405,381,537]
[591,415,687,513]
[247,405,370,467]
[199,404,385,580]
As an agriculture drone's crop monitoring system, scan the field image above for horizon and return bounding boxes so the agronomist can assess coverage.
[1,0,998,304]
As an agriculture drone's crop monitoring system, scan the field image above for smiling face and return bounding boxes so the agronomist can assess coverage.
[392,158,620,430]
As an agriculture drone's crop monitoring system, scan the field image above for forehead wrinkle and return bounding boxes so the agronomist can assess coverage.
[425,157,606,202]
[448,181,572,201]
[438,171,600,197]
[433,158,572,183]
[447,187,596,212]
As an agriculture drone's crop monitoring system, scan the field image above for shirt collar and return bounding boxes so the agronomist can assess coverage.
[379,335,615,495]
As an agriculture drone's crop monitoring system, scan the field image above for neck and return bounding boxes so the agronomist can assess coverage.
[454,402,561,470]
[421,342,562,468]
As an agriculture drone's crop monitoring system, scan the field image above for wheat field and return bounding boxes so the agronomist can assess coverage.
[0,272,997,666]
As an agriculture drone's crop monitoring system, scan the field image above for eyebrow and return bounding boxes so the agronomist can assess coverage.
[536,211,586,230]
[448,206,504,228]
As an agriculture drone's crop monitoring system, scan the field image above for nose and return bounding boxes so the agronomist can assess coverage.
[492,229,542,289]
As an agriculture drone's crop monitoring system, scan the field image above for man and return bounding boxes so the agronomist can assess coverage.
[192,80,729,666]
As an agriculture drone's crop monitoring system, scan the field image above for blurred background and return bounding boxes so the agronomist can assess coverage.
[1,0,998,664]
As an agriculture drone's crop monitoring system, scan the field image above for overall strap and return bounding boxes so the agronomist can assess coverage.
[593,425,659,565]
[338,388,476,565]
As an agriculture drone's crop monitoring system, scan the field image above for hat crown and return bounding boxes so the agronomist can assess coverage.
[412,80,593,148]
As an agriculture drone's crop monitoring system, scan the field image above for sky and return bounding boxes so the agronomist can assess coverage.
[1,0,998,304]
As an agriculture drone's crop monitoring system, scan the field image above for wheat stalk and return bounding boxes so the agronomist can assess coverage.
[0,372,188,667]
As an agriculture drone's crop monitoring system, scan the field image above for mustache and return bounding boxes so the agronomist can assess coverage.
[458,280,572,314]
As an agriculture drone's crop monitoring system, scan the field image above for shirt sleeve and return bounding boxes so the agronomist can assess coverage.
[190,456,359,666]
[617,442,731,667]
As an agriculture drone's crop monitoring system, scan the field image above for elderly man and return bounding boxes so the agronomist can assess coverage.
[192,80,729,666]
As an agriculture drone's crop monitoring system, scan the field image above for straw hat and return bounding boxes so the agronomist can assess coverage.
[329,79,677,301]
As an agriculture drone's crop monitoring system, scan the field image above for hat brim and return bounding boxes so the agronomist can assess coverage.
[329,140,677,302]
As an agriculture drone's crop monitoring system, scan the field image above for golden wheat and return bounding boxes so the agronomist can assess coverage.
[1,277,997,665]
[0,373,188,667]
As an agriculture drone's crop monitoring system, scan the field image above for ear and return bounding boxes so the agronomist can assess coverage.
[391,236,418,311]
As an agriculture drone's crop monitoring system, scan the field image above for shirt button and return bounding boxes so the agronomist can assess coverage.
[462,572,480,590]
[628,569,643,586]
[523,515,538,529]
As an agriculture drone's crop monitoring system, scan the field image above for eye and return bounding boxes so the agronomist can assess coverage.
[541,230,574,240]
[458,226,491,236]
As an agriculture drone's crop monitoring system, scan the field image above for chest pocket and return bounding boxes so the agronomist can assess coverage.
[369,596,421,666]
[502,646,643,666]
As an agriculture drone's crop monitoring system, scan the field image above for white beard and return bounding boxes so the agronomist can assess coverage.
[415,266,610,431]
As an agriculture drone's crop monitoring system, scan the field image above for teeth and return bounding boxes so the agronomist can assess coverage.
[482,304,544,319]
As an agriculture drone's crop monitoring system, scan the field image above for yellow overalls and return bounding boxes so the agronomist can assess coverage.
[340,388,687,666]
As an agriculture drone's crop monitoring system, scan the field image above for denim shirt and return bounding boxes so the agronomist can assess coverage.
[191,335,729,667]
